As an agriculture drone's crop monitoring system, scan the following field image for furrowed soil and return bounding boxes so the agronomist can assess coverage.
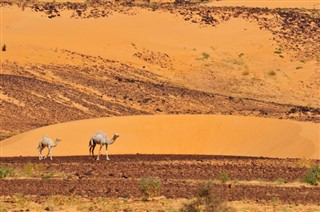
[0,155,320,206]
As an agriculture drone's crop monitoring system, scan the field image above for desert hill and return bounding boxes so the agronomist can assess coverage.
[1,1,319,140]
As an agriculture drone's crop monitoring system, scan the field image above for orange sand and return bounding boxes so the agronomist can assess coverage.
[2,5,319,107]
[1,115,319,159]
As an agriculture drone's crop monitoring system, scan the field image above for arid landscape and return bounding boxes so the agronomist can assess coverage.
[0,0,320,211]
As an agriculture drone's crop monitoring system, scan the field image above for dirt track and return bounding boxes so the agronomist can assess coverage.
[1,155,319,205]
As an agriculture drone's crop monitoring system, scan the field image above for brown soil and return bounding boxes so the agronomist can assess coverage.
[1,155,320,205]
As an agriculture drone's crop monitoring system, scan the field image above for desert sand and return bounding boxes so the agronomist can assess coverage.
[2,4,319,109]
[1,2,319,142]
[1,115,319,159]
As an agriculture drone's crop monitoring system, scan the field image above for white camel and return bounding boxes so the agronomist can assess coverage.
[37,135,62,160]
[89,131,120,160]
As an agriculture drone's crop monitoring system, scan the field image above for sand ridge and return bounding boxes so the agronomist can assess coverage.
[1,115,319,159]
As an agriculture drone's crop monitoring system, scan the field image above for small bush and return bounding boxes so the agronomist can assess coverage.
[1,44,6,52]
[268,70,276,76]
[41,172,54,180]
[139,177,161,200]
[21,162,44,177]
[22,162,34,177]
[219,173,229,183]
[0,164,15,178]
[304,166,320,185]
[242,70,249,76]
[180,181,235,212]
[13,193,28,208]
[296,158,315,168]
[201,52,210,60]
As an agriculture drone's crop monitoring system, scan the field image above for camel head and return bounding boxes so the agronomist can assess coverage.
[54,138,62,146]
[113,133,120,141]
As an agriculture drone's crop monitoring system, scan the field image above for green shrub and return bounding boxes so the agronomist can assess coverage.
[219,173,229,183]
[0,164,15,178]
[304,166,320,185]
[140,177,161,200]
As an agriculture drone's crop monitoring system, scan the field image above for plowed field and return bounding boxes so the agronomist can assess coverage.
[1,155,319,206]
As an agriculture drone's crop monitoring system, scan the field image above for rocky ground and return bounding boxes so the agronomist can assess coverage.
[0,155,320,210]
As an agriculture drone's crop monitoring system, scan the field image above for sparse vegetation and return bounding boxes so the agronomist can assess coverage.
[219,173,229,183]
[20,162,45,177]
[180,181,235,212]
[268,70,276,76]
[0,164,15,178]
[1,44,6,52]
[296,66,303,70]
[242,70,249,76]
[296,158,315,168]
[41,172,54,180]
[200,52,210,60]
[303,166,320,186]
[238,53,244,57]
[13,193,29,208]
[131,43,137,49]
[140,177,161,200]
[45,194,78,209]
[275,178,286,184]
[274,48,282,54]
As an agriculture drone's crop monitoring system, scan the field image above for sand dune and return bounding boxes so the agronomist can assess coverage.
[1,115,319,159]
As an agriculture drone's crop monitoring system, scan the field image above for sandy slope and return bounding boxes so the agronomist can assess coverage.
[1,115,319,159]
[2,5,319,107]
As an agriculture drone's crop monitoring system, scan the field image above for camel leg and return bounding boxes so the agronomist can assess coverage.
[39,147,43,160]
[105,144,110,160]
[92,144,96,159]
[48,147,53,160]
[90,144,96,159]
[45,147,50,159]
[97,144,103,160]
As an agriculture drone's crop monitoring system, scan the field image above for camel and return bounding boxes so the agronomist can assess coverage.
[37,136,62,160]
[89,131,120,160]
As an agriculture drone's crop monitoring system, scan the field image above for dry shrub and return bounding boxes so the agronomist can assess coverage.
[180,181,235,212]
[139,177,161,200]
[296,158,315,168]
